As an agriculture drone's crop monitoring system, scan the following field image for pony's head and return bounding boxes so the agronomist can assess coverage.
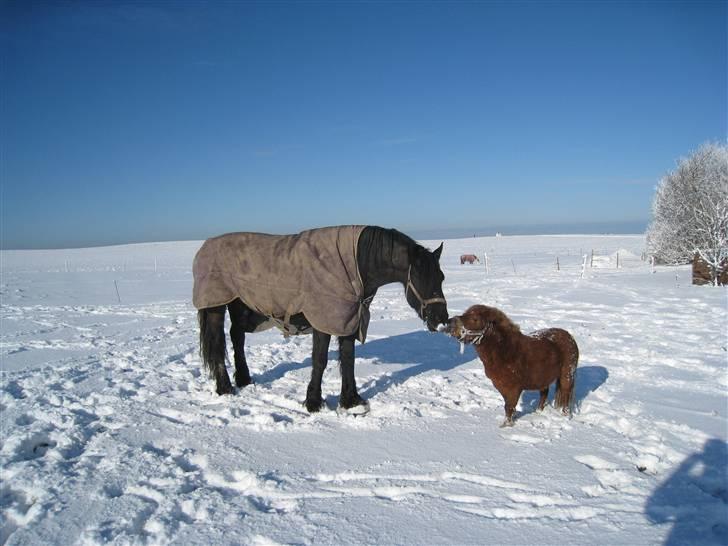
[446,305,520,344]
[405,242,448,332]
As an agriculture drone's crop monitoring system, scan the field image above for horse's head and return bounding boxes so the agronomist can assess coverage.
[445,305,506,344]
[405,242,448,332]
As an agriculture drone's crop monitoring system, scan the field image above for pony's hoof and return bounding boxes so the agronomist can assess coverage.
[499,420,514,428]
[304,398,326,413]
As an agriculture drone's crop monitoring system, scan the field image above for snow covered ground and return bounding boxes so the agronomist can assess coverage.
[1,234,726,545]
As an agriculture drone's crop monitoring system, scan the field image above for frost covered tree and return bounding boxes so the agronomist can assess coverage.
[646,143,728,284]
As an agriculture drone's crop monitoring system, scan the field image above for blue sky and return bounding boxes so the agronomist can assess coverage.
[2,0,725,249]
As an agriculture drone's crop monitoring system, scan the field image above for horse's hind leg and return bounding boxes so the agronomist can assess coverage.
[228,299,252,388]
[537,387,549,411]
[199,306,234,395]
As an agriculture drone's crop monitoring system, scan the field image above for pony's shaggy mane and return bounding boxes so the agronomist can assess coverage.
[487,306,522,337]
[464,305,521,337]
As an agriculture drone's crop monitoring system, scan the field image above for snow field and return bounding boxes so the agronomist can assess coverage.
[1,234,726,545]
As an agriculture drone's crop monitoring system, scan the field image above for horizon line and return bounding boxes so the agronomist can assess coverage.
[0,220,647,252]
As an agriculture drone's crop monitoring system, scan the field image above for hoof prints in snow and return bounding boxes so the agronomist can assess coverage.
[1,235,726,545]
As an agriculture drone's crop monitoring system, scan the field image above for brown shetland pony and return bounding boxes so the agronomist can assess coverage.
[460,254,480,264]
[446,305,578,427]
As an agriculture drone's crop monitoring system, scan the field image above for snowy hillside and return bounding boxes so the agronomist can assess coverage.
[1,234,726,545]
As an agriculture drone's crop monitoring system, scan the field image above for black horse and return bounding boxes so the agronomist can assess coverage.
[196,226,449,413]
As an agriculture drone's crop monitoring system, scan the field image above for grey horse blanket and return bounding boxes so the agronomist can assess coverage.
[193,225,370,342]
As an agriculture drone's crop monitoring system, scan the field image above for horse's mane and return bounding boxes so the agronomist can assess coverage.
[358,226,432,272]
[369,226,423,252]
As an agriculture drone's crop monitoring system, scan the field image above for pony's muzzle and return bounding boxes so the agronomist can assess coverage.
[445,316,464,338]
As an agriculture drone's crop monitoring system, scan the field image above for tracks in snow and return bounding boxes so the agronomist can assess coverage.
[2,268,726,544]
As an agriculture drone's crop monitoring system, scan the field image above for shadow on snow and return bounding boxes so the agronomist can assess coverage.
[521,363,609,417]
[645,438,728,546]
[253,331,472,396]
[356,331,474,399]
[252,331,609,410]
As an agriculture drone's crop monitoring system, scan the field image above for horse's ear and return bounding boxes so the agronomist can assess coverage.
[433,243,443,261]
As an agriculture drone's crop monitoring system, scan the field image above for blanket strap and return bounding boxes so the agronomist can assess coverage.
[283,303,295,338]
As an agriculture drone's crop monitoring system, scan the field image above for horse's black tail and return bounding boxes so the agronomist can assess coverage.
[198,307,231,394]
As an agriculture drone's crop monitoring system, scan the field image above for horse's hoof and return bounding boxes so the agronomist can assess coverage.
[339,393,368,410]
[304,398,326,413]
[235,375,253,388]
[337,401,370,416]
[338,394,370,416]
[216,385,234,396]
[499,420,514,428]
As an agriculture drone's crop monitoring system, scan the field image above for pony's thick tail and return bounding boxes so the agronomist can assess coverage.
[555,334,579,415]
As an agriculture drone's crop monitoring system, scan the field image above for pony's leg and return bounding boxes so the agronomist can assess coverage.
[228,299,252,388]
[199,306,234,395]
[555,373,576,416]
[305,330,331,413]
[555,333,579,416]
[338,334,367,410]
[500,389,521,427]
[537,388,549,410]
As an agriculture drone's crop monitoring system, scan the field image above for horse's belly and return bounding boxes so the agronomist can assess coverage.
[260,312,313,336]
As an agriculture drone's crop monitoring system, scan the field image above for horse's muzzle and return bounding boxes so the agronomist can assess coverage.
[425,305,449,332]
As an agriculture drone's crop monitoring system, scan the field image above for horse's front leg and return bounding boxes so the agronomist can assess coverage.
[228,299,252,388]
[305,330,331,413]
[338,335,368,411]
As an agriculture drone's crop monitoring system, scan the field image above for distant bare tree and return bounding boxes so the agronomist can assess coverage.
[646,143,728,284]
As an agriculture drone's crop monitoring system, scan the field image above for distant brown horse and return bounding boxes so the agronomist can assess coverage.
[446,305,578,427]
[460,254,480,265]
